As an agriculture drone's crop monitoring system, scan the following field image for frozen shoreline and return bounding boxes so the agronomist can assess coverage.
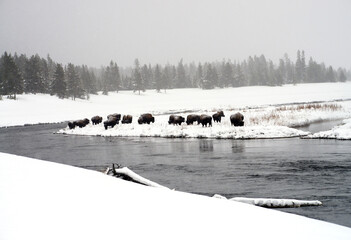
[1,82,351,139]
[1,152,351,239]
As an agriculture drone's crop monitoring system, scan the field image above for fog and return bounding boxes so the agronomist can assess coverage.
[0,0,350,68]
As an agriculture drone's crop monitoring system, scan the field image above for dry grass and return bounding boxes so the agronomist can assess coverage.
[248,103,342,125]
[250,112,282,125]
[276,103,342,112]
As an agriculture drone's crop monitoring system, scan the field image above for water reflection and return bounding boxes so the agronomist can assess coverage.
[199,139,213,152]
[231,141,245,153]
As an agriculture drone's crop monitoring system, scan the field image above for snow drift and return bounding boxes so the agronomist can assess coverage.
[1,152,351,240]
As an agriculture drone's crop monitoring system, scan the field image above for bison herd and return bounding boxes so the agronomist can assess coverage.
[68,111,244,130]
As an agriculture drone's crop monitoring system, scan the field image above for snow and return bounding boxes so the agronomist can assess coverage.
[307,118,351,140]
[1,82,351,139]
[110,166,170,189]
[213,195,322,208]
[1,152,351,239]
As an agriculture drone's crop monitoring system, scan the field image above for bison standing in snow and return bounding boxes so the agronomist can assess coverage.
[138,113,155,124]
[107,113,121,121]
[168,115,185,125]
[91,116,103,125]
[121,115,133,124]
[230,112,244,126]
[68,118,90,129]
[199,114,212,127]
[104,115,119,130]
[186,114,200,125]
[212,111,225,123]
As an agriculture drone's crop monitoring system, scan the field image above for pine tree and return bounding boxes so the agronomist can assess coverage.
[301,50,306,82]
[295,50,303,84]
[234,63,245,87]
[195,63,203,88]
[326,66,335,82]
[202,64,216,89]
[221,61,233,87]
[0,52,23,99]
[338,69,347,82]
[66,63,84,100]
[154,64,162,92]
[51,64,66,99]
[24,54,45,93]
[132,59,143,94]
[162,65,171,93]
[176,59,187,88]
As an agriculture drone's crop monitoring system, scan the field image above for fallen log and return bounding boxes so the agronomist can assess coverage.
[213,194,322,208]
[105,164,169,189]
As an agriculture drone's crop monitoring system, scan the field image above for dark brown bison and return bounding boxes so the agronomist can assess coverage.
[104,116,119,130]
[230,112,244,126]
[91,116,103,125]
[199,114,212,127]
[75,118,90,128]
[68,121,76,129]
[121,115,133,124]
[138,113,155,124]
[68,118,90,129]
[212,111,225,122]
[168,115,185,125]
[212,111,225,123]
[107,113,121,121]
[186,114,200,125]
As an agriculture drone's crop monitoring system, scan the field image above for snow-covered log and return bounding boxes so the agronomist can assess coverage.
[213,194,322,208]
[106,164,169,189]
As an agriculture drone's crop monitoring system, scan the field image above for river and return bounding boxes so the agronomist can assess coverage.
[0,122,350,227]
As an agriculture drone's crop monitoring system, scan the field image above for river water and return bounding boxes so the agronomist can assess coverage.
[0,122,350,228]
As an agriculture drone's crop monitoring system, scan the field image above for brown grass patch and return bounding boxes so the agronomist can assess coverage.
[276,103,342,112]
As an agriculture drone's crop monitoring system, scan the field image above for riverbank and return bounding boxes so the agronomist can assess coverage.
[1,82,351,139]
[1,152,351,239]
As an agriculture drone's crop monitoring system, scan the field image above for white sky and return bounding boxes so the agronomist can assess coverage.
[0,0,350,68]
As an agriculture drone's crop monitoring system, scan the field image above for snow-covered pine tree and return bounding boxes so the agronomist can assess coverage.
[154,64,162,92]
[51,64,66,99]
[24,54,45,93]
[66,63,84,100]
[0,52,23,99]
[133,59,143,94]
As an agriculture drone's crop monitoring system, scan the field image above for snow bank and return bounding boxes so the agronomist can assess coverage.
[1,152,351,240]
[1,82,351,127]
[307,118,351,140]
[213,195,322,208]
[56,102,351,139]
[58,119,309,139]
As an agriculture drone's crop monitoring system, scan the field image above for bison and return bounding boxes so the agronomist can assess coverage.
[104,116,119,130]
[68,118,89,129]
[121,115,133,124]
[199,114,212,127]
[75,118,90,128]
[168,115,185,125]
[91,116,103,125]
[230,112,244,126]
[186,114,200,125]
[212,111,225,123]
[68,121,76,129]
[138,113,155,124]
[107,113,121,121]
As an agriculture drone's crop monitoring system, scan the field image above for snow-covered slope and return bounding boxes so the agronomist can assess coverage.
[307,118,351,140]
[1,82,351,127]
[1,152,350,240]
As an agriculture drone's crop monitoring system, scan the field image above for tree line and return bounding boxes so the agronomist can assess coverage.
[0,50,349,100]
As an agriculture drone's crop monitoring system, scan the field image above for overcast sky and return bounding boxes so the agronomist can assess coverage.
[0,0,350,68]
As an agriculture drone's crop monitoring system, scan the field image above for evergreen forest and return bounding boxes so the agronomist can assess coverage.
[0,50,349,100]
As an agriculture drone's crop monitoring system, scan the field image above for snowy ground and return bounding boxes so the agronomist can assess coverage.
[305,118,351,140]
[1,152,351,240]
[1,82,351,139]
